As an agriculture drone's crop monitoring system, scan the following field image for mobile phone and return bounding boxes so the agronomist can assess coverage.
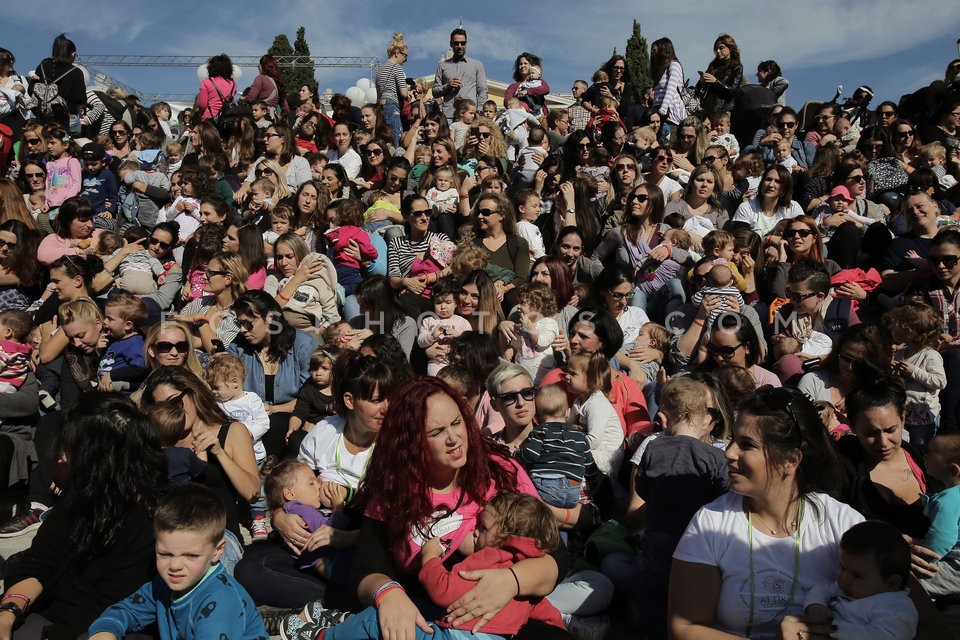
[471,126,480,137]
[801,358,822,372]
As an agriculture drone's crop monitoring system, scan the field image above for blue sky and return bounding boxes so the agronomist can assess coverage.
[5,1,960,112]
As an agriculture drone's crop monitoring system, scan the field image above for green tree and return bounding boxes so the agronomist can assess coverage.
[289,27,315,93]
[267,34,295,91]
[625,20,652,105]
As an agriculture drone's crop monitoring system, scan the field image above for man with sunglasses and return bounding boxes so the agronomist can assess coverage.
[432,28,488,120]
[759,106,816,169]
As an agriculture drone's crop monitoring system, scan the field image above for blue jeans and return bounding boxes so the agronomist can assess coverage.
[382,100,403,149]
[906,421,938,450]
[631,279,685,325]
[327,607,505,640]
[221,529,244,575]
[532,473,581,509]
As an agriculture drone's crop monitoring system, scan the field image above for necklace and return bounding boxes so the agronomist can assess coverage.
[746,499,804,637]
[750,505,798,535]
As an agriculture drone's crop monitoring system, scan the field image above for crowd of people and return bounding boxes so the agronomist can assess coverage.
[0,26,959,640]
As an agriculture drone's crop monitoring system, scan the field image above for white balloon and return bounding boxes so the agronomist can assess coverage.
[345,87,365,105]
[364,86,378,104]
[196,65,209,82]
[232,65,243,82]
[356,78,373,89]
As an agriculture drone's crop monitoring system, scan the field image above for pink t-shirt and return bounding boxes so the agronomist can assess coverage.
[367,456,537,574]
[753,364,782,388]
[247,267,267,291]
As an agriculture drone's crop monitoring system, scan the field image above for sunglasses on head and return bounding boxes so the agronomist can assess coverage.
[495,386,536,406]
[928,254,960,268]
[783,228,813,239]
[706,342,743,359]
[149,237,171,251]
[755,385,803,442]
[155,341,189,354]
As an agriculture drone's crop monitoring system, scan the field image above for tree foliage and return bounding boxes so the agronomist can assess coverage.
[625,20,652,105]
[266,28,316,95]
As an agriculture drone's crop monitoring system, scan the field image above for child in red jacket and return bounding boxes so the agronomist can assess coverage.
[324,198,377,296]
[281,492,564,640]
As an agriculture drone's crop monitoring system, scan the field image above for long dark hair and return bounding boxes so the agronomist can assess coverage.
[530,255,574,308]
[258,54,286,102]
[0,220,42,286]
[739,386,841,497]
[233,221,267,273]
[51,33,76,64]
[354,276,407,337]
[650,38,678,82]
[54,393,167,559]
[232,289,296,362]
[513,53,543,83]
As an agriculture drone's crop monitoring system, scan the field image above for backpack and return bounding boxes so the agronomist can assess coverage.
[32,64,73,119]
[206,79,250,135]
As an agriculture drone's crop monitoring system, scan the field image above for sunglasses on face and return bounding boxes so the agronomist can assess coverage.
[785,290,819,305]
[814,115,833,121]
[0,239,16,250]
[409,208,431,219]
[495,386,536,406]
[204,268,228,278]
[615,164,636,171]
[237,318,257,332]
[155,340,190,354]
[655,155,673,163]
[928,255,960,268]
[896,130,914,138]
[879,111,896,117]
[477,132,491,139]
[578,142,592,149]
[680,134,696,140]
[365,148,384,156]
[706,342,743,359]
[701,156,718,164]
[607,290,630,301]
[263,132,282,139]
[111,130,127,136]
[149,237,171,251]
[477,208,500,217]
[783,228,814,239]
[630,194,650,205]
[25,172,44,179]
[777,121,797,129]
[848,175,866,183]
[24,138,41,145]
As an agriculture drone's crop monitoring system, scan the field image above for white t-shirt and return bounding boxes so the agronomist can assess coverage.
[517,220,546,262]
[656,175,683,201]
[219,392,270,463]
[618,305,650,345]
[573,390,624,477]
[327,147,363,180]
[673,492,864,639]
[298,414,373,491]
[732,198,804,237]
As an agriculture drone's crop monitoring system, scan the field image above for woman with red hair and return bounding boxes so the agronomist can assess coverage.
[295,377,571,639]
[244,54,287,119]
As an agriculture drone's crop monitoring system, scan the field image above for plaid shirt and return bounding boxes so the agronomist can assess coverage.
[913,277,960,336]
[568,103,590,131]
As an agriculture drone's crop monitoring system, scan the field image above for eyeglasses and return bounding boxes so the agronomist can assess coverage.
[755,385,803,445]
[612,66,625,71]
[814,115,833,121]
[25,172,44,179]
[607,290,630,301]
[387,173,406,183]
[155,340,190,354]
[0,239,16,250]
[24,138,41,145]
[409,208,431,219]
[783,228,814,239]
[476,165,493,172]
[365,148,384,157]
[495,386,536,406]
[204,268,228,278]
[848,175,866,183]
[149,237,171,251]
[477,208,500,217]
[237,318,258,332]
[264,132,282,139]
[706,342,744,359]
[777,121,797,129]
[785,290,819,304]
[928,255,960,268]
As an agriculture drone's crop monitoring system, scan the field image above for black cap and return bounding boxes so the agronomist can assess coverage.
[80,142,105,161]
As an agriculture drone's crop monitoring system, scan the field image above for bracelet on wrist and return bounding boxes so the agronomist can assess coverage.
[278,291,290,301]
[0,602,25,628]
[1,594,30,612]
[693,319,705,328]
[374,581,405,607]
[508,567,521,596]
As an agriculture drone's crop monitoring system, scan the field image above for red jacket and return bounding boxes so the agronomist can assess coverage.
[418,536,564,635]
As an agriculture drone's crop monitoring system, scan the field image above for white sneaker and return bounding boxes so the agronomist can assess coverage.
[251,515,269,541]
[563,613,611,640]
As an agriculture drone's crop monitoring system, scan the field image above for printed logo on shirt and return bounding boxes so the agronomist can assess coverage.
[411,507,464,552]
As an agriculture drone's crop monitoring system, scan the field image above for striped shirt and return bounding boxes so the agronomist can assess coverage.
[653,60,687,125]
[387,231,450,278]
[376,61,406,104]
[515,421,592,483]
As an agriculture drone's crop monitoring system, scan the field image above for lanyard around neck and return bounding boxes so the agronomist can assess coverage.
[334,432,374,503]
[746,499,803,638]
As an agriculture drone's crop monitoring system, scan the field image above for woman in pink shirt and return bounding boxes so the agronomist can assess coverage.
[198,54,236,121]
